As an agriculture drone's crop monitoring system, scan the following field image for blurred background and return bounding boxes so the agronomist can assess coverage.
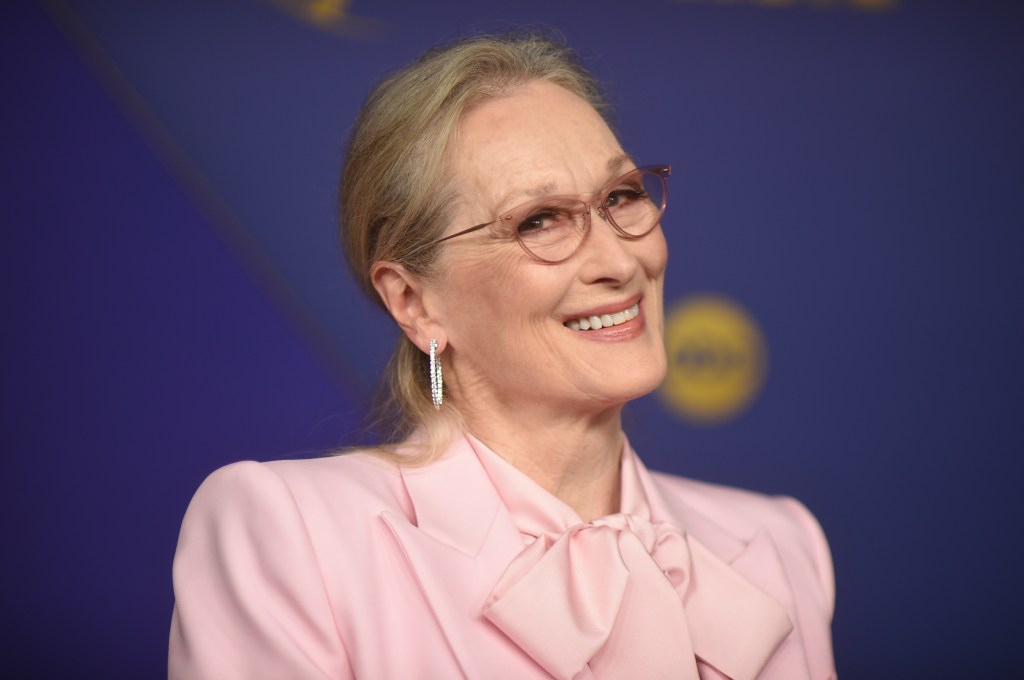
[3,0,1022,676]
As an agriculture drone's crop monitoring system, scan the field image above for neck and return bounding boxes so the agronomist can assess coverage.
[461,403,625,522]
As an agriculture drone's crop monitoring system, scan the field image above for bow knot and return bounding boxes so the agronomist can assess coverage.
[483,513,700,680]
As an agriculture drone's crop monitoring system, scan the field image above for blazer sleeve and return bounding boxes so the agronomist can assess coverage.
[169,461,353,680]
[779,496,836,617]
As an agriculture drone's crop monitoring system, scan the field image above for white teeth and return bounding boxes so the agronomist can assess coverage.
[565,303,639,331]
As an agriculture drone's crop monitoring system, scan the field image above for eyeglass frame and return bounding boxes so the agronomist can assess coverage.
[421,164,672,264]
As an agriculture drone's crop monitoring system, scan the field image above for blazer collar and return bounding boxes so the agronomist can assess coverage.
[387,434,802,680]
[396,436,508,556]
[634,449,809,680]
[382,435,538,678]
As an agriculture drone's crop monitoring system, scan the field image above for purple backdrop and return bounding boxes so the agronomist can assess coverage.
[3,0,1022,676]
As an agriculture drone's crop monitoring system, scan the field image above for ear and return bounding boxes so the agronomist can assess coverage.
[370,260,445,353]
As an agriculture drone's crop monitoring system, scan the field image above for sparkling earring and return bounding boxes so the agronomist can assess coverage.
[429,339,443,409]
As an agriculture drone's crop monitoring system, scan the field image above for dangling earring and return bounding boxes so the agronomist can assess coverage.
[429,339,443,409]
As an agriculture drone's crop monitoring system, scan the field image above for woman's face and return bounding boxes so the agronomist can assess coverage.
[428,81,668,417]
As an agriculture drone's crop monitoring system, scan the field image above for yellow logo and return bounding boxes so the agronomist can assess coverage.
[269,0,381,39]
[660,294,768,424]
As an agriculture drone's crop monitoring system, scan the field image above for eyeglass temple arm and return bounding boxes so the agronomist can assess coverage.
[430,220,496,246]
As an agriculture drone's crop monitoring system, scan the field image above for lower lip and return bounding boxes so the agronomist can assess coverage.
[565,306,646,342]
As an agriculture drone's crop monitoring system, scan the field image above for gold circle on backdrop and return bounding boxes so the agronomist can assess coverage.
[660,294,768,424]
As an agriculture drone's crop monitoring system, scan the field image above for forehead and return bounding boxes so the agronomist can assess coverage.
[450,81,625,212]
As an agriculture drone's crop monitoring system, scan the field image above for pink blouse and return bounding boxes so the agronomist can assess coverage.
[471,435,795,680]
[171,432,834,678]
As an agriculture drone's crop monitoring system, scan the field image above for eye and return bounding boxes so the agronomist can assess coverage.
[605,185,648,209]
[516,208,572,236]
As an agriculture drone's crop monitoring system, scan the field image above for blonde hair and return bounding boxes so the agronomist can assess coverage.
[339,31,610,456]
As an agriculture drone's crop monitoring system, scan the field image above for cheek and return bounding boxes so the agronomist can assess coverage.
[637,228,669,282]
[438,250,555,340]
[639,231,669,339]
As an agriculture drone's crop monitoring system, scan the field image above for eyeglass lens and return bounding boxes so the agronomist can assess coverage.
[507,168,667,263]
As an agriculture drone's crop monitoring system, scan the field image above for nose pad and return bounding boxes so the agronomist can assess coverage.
[578,202,635,266]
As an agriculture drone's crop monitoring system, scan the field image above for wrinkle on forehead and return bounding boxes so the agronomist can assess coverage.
[448,81,629,230]
[492,152,636,215]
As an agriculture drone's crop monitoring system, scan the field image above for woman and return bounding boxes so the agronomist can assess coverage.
[170,33,835,679]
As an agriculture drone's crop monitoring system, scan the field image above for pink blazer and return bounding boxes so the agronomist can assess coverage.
[170,436,835,679]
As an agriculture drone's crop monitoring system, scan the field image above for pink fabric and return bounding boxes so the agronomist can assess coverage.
[170,435,836,679]
[473,438,793,680]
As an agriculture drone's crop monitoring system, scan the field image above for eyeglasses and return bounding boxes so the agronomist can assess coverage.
[428,164,671,264]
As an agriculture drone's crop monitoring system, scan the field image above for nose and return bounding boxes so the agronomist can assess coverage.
[575,206,641,284]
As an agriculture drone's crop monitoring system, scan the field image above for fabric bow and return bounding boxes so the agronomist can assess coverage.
[482,513,700,680]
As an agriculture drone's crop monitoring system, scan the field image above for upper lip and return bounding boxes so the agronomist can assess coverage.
[562,295,642,322]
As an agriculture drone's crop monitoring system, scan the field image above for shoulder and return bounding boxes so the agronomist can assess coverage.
[650,472,819,539]
[171,453,406,679]
[192,448,411,512]
[649,471,835,614]
[184,450,411,536]
[175,450,414,572]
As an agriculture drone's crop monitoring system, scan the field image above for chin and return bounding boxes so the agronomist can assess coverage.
[631,371,668,401]
[599,359,668,405]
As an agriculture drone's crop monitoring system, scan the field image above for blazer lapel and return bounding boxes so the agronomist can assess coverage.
[636,459,803,680]
[381,437,538,679]
[382,437,815,680]
[728,530,814,679]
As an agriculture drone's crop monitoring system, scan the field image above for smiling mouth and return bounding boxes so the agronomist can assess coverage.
[564,303,640,331]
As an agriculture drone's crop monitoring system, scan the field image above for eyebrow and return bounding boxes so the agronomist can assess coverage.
[493,153,637,215]
[606,153,634,174]
[494,181,559,215]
